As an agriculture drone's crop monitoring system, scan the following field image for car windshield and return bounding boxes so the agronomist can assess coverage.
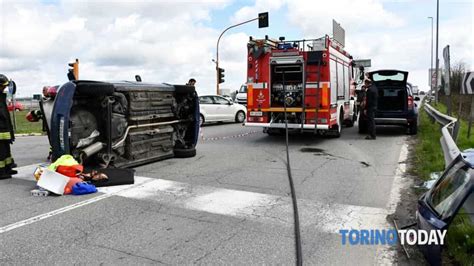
[429,161,472,216]
[372,72,405,82]
[239,85,247,93]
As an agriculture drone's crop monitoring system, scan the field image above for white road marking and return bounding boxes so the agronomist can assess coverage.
[375,143,411,264]
[0,170,153,234]
[8,163,390,235]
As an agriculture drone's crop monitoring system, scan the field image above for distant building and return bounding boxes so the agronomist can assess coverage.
[219,88,230,96]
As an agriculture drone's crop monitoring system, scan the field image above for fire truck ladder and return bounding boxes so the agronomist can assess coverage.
[303,62,322,134]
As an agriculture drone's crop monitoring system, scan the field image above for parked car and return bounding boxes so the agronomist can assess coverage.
[7,101,24,111]
[199,95,246,126]
[359,70,420,134]
[417,149,474,265]
[46,80,199,168]
[235,84,247,105]
[221,95,234,102]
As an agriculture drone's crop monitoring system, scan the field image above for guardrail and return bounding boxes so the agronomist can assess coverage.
[424,103,461,168]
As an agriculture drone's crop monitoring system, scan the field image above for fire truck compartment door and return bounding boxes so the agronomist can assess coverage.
[270,56,304,65]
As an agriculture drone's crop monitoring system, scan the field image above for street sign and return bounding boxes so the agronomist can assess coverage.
[429,68,442,89]
[353,59,371,68]
[461,72,474,94]
[332,19,345,47]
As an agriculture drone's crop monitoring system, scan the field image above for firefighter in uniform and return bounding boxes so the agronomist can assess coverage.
[0,74,17,179]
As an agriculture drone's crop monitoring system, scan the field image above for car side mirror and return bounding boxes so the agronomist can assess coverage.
[228,101,233,105]
[414,97,420,101]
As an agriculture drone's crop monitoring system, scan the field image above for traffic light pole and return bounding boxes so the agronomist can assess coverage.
[215,17,259,95]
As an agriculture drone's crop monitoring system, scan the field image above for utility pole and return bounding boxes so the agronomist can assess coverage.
[215,13,269,95]
[428,16,433,95]
[434,0,440,104]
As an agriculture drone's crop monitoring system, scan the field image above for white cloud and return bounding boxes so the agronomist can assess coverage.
[0,0,472,97]
[0,0,236,97]
[231,0,285,23]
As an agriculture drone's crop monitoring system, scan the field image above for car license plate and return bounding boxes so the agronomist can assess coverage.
[250,111,263,116]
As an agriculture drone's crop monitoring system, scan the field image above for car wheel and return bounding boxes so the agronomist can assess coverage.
[409,121,418,135]
[235,111,245,123]
[75,82,115,96]
[199,114,205,127]
[174,146,197,158]
[174,85,195,94]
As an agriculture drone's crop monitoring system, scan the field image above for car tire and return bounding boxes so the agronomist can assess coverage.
[235,111,245,123]
[174,85,195,94]
[199,114,205,127]
[174,147,197,158]
[409,121,418,135]
[76,82,115,96]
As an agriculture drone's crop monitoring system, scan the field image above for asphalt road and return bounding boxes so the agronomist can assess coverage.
[1,122,412,264]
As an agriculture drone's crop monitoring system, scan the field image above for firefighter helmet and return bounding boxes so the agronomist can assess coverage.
[0,74,9,87]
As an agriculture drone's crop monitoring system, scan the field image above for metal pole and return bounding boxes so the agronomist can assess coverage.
[11,94,16,132]
[434,0,440,104]
[428,17,433,94]
[216,17,259,95]
[468,95,474,138]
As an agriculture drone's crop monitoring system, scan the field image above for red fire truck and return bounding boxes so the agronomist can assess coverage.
[244,35,357,137]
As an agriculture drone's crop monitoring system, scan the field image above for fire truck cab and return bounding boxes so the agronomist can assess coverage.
[244,35,356,137]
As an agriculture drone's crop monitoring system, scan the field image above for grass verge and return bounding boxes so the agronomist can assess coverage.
[414,101,474,264]
[9,110,44,134]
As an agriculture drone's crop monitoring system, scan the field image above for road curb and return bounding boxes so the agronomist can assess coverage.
[14,133,45,137]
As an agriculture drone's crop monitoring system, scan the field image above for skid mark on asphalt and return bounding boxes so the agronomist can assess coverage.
[300,147,372,167]
[7,163,388,235]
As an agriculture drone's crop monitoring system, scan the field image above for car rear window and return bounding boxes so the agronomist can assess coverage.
[429,161,472,216]
[372,72,405,82]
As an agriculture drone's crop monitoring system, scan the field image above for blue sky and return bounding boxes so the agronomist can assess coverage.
[1,0,473,96]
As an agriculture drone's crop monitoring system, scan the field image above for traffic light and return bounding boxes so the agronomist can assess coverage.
[218,67,225,84]
[67,59,79,81]
[258,12,269,28]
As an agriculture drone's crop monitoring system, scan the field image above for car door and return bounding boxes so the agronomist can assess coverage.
[211,96,233,121]
[199,96,218,122]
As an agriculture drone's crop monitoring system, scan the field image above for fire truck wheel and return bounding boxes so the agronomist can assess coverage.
[345,106,357,127]
[235,111,246,123]
[266,128,283,136]
[329,110,343,138]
